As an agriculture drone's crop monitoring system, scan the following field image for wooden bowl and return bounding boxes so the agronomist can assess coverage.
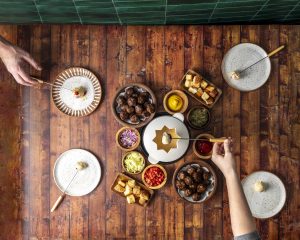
[116,127,140,151]
[172,160,217,203]
[193,133,215,160]
[163,90,189,114]
[122,151,145,175]
[142,164,167,189]
[186,106,211,130]
[112,83,157,128]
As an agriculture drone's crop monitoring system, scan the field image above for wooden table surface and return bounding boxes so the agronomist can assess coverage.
[0,25,299,240]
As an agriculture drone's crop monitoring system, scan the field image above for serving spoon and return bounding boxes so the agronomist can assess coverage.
[230,45,285,80]
[51,161,88,212]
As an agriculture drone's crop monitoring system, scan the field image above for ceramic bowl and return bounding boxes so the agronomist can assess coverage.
[116,127,140,151]
[186,106,211,130]
[163,90,189,114]
[192,133,215,160]
[122,151,145,175]
[142,164,167,189]
[172,160,217,203]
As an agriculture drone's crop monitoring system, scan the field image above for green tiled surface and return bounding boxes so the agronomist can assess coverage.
[0,0,299,24]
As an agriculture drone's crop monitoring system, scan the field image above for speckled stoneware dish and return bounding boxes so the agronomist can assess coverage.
[53,149,101,196]
[242,171,286,219]
[221,43,271,91]
[52,67,102,117]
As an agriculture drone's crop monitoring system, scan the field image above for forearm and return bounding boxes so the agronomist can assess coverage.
[225,170,257,236]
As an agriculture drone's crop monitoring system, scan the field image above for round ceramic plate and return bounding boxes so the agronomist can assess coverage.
[53,149,101,196]
[52,67,102,117]
[242,171,286,219]
[221,43,271,91]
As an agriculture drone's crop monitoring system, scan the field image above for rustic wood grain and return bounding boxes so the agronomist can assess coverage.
[0,25,299,240]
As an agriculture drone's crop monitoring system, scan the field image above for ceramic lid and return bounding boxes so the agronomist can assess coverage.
[142,113,190,164]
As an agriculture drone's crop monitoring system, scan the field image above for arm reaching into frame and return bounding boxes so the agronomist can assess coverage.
[0,35,41,86]
[212,138,260,240]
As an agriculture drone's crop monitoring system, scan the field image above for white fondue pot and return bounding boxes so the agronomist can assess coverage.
[142,113,190,164]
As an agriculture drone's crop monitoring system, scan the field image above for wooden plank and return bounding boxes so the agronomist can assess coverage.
[183,25,204,240]
[164,25,185,240]
[222,25,241,240]
[125,25,147,239]
[259,24,280,240]
[0,25,21,240]
[105,25,127,238]
[27,24,51,239]
[278,25,300,240]
[145,25,165,240]
[69,25,90,240]
[203,25,223,240]
[87,25,107,240]
[49,25,71,239]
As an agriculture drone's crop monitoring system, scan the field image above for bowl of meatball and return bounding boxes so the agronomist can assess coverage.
[112,83,157,128]
[172,160,217,203]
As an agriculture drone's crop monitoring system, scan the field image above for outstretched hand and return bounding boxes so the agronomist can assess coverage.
[211,138,237,178]
[0,37,41,86]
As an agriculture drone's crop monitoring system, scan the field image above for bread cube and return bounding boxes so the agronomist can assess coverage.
[188,87,198,94]
[196,88,204,97]
[133,186,141,196]
[127,179,136,188]
[124,185,132,196]
[117,180,126,188]
[206,97,214,105]
[201,92,210,101]
[208,89,218,98]
[200,80,208,89]
[139,197,147,205]
[184,79,192,88]
[114,184,125,193]
[206,85,215,92]
[140,190,149,201]
[126,194,136,204]
[192,76,201,88]
[186,74,193,81]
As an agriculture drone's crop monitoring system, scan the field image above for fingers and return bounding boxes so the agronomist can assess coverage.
[18,68,36,85]
[224,138,233,154]
[21,50,42,71]
[11,72,32,86]
[212,142,223,156]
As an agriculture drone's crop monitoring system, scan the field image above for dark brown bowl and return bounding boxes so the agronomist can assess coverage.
[186,106,211,130]
[172,160,217,204]
[112,83,157,128]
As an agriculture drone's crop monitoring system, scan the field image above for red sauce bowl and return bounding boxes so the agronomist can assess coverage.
[193,133,215,159]
[142,164,167,189]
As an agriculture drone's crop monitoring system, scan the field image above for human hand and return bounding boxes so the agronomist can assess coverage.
[0,39,41,86]
[211,138,237,178]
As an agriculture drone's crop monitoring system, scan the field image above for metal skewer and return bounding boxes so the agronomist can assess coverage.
[31,76,73,92]
[171,137,226,143]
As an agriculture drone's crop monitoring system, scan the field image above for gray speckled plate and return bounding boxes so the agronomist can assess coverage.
[242,171,286,219]
[221,43,271,91]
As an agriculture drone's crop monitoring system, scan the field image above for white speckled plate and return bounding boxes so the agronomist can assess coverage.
[221,43,271,91]
[242,171,286,219]
[52,67,102,117]
[53,149,101,196]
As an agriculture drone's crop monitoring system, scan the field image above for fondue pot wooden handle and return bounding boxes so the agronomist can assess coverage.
[51,194,65,212]
[209,138,226,143]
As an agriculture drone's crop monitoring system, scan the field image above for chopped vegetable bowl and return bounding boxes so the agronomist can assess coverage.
[116,127,140,151]
[122,151,145,174]
[142,164,167,189]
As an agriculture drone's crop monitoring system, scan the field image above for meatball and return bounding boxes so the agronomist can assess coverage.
[135,104,144,114]
[125,87,134,97]
[127,97,137,107]
[196,167,203,175]
[146,104,155,113]
[130,114,139,123]
[186,167,196,175]
[197,184,206,193]
[126,106,135,114]
[140,91,150,99]
[184,176,193,186]
[132,93,138,98]
[203,172,211,181]
[116,96,126,105]
[137,95,146,104]
[175,180,186,190]
[178,171,186,180]
[192,172,202,183]
[144,101,151,108]
[184,188,193,197]
[120,104,128,112]
[142,110,151,118]
[192,193,201,201]
[189,184,196,192]
[119,111,129,121]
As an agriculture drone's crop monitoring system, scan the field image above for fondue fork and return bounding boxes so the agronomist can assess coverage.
[171,137,226,143]
[31,76,73,92]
